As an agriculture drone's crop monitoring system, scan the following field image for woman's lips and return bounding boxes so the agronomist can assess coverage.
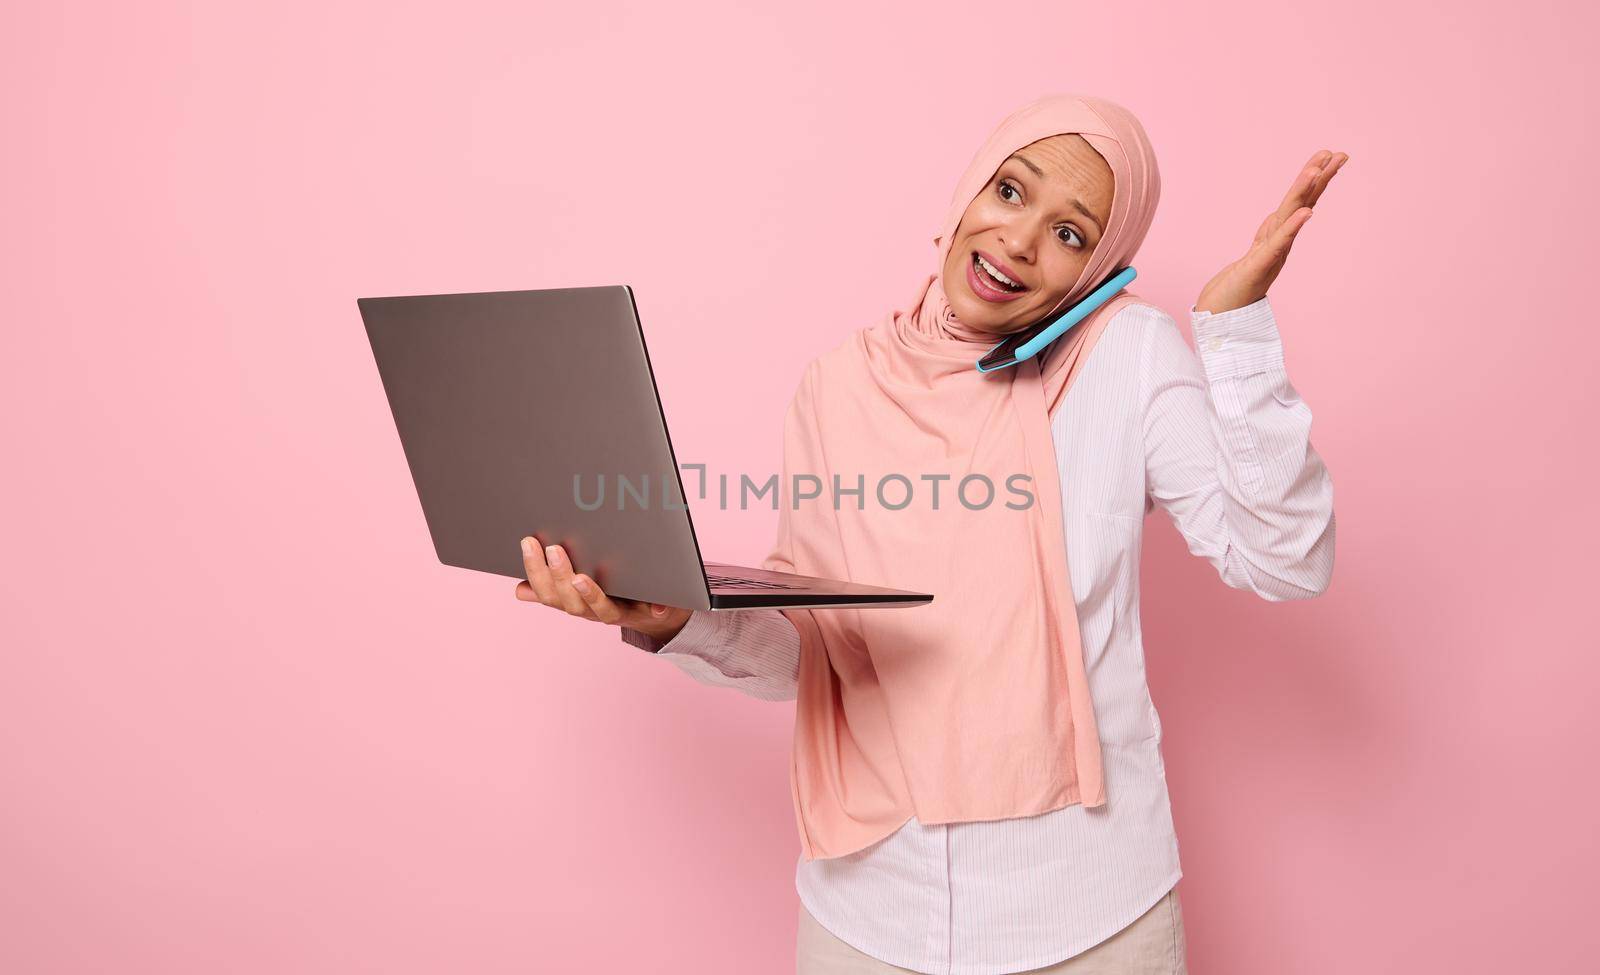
[966,251,1028,303]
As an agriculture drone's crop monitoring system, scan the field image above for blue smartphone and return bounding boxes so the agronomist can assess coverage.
[975,266,1138,372]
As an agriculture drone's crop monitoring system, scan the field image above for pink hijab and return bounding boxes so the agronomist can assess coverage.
[763,94,1163,861]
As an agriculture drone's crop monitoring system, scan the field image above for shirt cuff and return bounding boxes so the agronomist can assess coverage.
[1189,295,1285,379]
[620,609,721,655]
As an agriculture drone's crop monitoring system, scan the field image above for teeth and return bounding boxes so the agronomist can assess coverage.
[975,254,1022,290]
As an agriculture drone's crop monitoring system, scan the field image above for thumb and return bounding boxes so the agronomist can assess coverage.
[1272,206,1313,253]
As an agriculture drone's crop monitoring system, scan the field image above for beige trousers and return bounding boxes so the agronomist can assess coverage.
[796,886,1187,975]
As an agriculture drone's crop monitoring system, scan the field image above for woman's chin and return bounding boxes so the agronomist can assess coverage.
[944,273,1036,335]
[946,294,1004,335]
[954,306,1020,338]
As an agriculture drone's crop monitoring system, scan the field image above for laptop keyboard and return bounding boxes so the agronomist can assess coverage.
[706,572,803,591]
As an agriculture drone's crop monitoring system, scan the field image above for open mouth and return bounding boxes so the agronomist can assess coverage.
[972,251,1026,292]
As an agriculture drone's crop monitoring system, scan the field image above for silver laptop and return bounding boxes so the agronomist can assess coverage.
[358,285,933,611]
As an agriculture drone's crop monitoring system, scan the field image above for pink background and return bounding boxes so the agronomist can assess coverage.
[3,1,1595,971]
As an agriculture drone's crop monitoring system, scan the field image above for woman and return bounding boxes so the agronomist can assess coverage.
[517,94,1343,974]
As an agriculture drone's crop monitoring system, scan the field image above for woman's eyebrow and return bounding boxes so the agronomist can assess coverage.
[1007,153,1105,234]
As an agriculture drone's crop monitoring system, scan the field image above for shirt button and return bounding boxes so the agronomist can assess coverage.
[1203,335,1224,352]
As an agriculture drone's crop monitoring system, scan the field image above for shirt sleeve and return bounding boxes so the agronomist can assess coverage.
[621,609,801,702]
[1140,295,1336,600]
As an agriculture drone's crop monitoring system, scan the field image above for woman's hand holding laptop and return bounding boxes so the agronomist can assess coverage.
[515,535,692,642]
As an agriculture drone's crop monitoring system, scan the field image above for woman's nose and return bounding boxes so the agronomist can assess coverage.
[997,232,1035,265]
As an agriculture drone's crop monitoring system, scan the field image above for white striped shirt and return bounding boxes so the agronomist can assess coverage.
[625,296,1335,974]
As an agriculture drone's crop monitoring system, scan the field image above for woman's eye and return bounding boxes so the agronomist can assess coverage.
[998,179,1083,248]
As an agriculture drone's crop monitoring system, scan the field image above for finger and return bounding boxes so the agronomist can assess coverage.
[543,544,591,616]
[571,574,624,624]
[520,536,559,604]
[1275,151,1327,210]
[517,580,600,621]
[615,596,678,624]
[641,602,676,628]
[515,579,596,617]
[615,596,667,618]
[1252,207,1286,247]
[1254,170,1317,247]
[1271,151,1331,225]
[1302,151,1348,208]
[1256,206,1313,267]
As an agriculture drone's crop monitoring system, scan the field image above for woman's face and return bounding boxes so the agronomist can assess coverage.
[940,134,1115,336]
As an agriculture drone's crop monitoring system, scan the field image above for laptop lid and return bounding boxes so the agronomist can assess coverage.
[358,286,714,610]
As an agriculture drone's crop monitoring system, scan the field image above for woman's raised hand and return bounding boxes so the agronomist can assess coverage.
[515,536,692,643]
[1194,149,1348,315]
